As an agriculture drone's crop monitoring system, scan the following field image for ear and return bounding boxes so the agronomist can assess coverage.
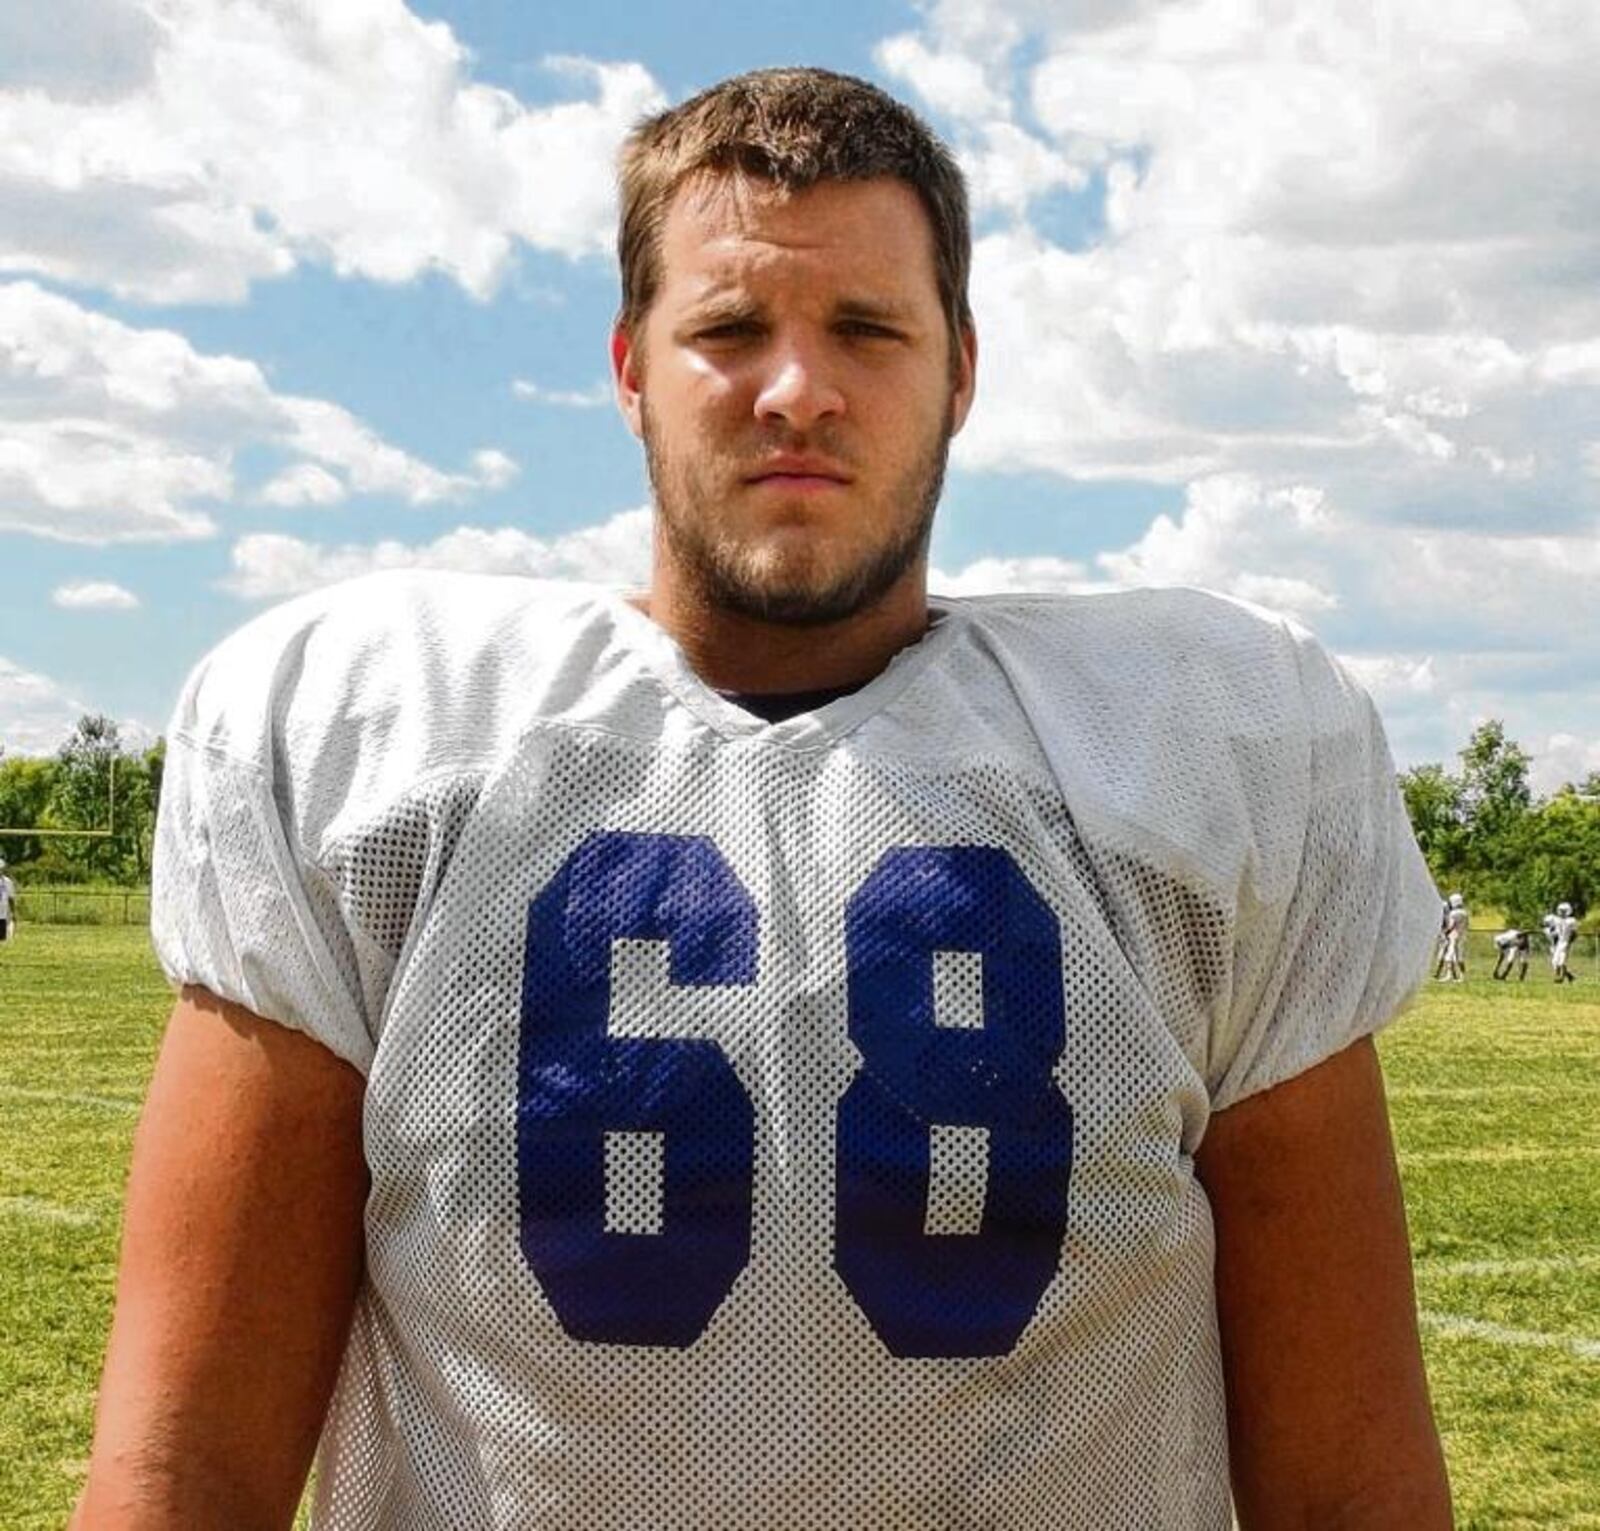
[949,321,978,436]
[611,323,645,440]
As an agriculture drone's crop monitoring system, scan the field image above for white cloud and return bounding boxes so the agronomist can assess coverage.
[930,554,1098,596]
[259,463,348,508]
[960,122,1089,218]
[1095,475,1341,625]
[0,655,91,755]
[220,506,653,600]
[876,33,1011,123]
[512,378,613,409]
[0,281,511,542]
[888,1,1600,534]
[51,580,140,611]
[1334,654,1438,701]
[0,3,665,304]
[471,449,520,491]
[1531,733,1600,796]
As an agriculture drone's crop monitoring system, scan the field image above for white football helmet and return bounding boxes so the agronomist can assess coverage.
[1557,902,1572,917]
[1448,892,1464,909]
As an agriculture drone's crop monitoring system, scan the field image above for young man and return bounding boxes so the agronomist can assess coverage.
[76,69,1451,1530]
[1439,892,1470,982]
[0,858,14,943]
[1432,898,1451,979]
[1492,926,1531,981]
[1548,902,1580,983]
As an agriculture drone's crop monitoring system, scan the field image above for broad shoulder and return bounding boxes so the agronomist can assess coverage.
[944,585,1368,744]
[168,570,604,761]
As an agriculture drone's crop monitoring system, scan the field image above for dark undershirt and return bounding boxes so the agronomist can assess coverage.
[720,682,867,723]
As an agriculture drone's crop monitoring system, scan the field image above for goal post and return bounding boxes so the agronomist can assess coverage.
[0,758,116,840]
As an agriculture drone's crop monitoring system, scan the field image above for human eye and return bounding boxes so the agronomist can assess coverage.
[692,315,762,344]
[837,317,905,343]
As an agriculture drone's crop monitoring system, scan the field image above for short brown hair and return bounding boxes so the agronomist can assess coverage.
[617,68,972,348]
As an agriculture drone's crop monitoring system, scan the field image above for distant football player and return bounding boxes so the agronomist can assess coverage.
[1439,892,1469,982]
[76,68,1452,1530]
[1432,897,1451,978]
[0,858,14,943]
[1492,927,1531,981]
[1548,902,1580,983]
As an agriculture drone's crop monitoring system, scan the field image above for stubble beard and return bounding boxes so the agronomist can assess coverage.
[642,397,954,629]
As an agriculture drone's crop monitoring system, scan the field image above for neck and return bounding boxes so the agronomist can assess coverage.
[636,563,933,694]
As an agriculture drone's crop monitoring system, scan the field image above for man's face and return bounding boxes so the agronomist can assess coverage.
[612,174,976,627]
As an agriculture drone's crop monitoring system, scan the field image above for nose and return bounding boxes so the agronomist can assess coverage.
[753,336,845,431]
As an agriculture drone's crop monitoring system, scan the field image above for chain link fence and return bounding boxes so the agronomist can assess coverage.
[10,887,151,926]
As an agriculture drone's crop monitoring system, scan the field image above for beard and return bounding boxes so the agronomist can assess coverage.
[642,397,954,629]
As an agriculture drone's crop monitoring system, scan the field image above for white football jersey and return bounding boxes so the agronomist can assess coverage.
[152,572,1437,1530]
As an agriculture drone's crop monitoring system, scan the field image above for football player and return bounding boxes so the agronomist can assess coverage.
[1549,901,1580,982]
[1492,927,1531,981]
[1439,892,1470,982]
[74,68,1452,1530]
[0,858,14,943]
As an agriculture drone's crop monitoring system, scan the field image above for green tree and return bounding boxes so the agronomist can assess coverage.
[47,715,158,883]
[1397,762,1466,886]
[0,753,58,868]
[125,737,165,881]
[1496,790,1600,930]
[1456,720,1532,904]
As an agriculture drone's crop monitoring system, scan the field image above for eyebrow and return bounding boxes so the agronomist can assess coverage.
[681,294,918,327]
[682,296,762,327]
[832,297,916,326]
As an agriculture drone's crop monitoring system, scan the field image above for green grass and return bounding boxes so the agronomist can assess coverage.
[0,925,168,1527]
[3,928,1599,1526]
[1385,977,1600,1527]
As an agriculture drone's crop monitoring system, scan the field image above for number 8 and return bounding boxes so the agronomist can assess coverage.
[836,846,1073,1356]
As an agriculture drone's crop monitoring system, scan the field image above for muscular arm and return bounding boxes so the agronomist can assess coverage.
[1196,1036,1453,1529]
[73,986,368,1530]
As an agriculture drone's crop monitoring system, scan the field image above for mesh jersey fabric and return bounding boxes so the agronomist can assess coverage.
[151,571,1439,1530]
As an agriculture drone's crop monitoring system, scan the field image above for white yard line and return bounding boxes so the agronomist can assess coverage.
[1388,1084,1600,1100]
[0,1085,139,1113]
[1418,1254,1600,1279]
[1399,1144,1600,1165]
[1420,1310,1600,1363]
[0,1195,98,1228]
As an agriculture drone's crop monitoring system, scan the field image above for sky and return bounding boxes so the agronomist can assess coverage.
[2,0,1598,790]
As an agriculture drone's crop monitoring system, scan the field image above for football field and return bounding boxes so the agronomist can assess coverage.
[2,925,1597,1528]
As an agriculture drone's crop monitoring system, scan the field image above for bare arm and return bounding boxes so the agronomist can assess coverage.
[1196,1036,1452,1529]
[73,986,368,1530]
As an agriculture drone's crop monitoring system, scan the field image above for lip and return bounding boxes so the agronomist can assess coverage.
[743,458,854,489]
[746,473,852,493]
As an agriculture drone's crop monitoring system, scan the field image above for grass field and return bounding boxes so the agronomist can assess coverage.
[3,926,1598,1527]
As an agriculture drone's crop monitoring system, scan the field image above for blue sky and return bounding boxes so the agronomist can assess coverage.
[3,0,1598,789]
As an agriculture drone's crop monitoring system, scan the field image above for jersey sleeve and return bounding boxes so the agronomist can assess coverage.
[150,600,377,1074]
[1205,625,1439,1113]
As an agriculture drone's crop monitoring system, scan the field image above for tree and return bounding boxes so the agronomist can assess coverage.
[47,715,160,882]
[1397,763,1466,887]
[1455,720,1532,905]
[0,753,57,868]
[1496,790,1600,930]
[126,737,165,881]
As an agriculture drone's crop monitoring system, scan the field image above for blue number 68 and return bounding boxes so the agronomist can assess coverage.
[518,831,1073,1357]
